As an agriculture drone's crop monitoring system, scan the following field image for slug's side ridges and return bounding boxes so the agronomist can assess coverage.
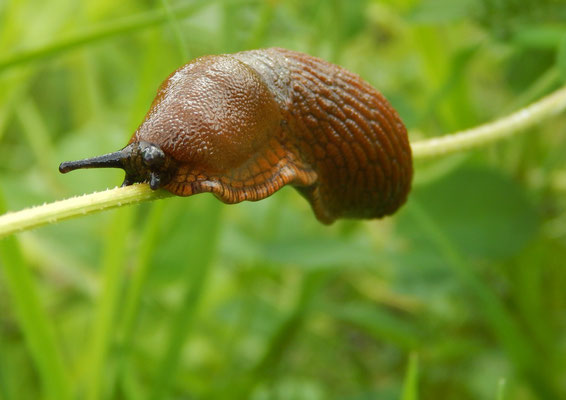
[248,48,413,221]
[163,138,318,208]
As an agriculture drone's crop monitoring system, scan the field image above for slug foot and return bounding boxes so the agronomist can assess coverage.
[164,154,318,205]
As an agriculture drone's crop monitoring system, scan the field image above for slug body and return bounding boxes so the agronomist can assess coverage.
[59,48,412,224]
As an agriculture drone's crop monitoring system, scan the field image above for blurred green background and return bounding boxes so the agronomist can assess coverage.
[1,0,566,399]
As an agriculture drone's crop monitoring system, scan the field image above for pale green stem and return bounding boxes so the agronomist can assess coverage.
[0,185,171,238]
[411,85,566,158]
[0,85,566,239]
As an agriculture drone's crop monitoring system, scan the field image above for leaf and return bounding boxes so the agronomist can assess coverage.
[259,236,389,270]
[398,165,539,260]
[513,25,566,50]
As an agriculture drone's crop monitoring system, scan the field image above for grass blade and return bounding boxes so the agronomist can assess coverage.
[401,353,419,400]
[119,202,166,349]
[496,378,506,400]
[228,271,327,400]
[0,0,256,72]
[16,98,65,194]
[113,202,166,396]
[147,199,223,400]
[86,207,135,400]
[407,200,560,398]
[0,194,70,400]
[160,0,190,61]
[0,332,14,400]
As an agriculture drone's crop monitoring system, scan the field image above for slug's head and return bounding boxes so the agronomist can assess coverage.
[59,141,178,189]
[130,55,281,175]
[58,54,281,194]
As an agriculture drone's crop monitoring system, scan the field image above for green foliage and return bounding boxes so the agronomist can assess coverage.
[400,166,539,260]
[1,0,566,399]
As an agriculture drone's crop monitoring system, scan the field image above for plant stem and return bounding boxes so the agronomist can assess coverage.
[0,85,565,238]
[411,85,566,158]
[0,184,171,238]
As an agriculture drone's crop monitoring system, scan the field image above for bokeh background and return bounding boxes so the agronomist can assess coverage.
[1,0,566,399]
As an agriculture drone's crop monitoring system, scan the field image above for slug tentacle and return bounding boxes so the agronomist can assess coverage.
[60,141,177,190]
[59,149,127,173]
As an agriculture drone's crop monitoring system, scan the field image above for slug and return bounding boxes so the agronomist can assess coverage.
[59,48,412,224]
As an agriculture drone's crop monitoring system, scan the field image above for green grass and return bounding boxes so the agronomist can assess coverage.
[86,207,135,400]
[0,193,70,400]
[1,0,566,399]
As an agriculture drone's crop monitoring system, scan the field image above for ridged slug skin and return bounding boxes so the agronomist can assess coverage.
[60,48,412,224]
[232,48,412,223]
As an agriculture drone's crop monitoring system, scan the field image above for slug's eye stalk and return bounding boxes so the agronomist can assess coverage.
[58,149,127,174]
[58,141,176,190]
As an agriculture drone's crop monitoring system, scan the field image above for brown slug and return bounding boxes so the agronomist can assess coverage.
[59,48,412,224]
